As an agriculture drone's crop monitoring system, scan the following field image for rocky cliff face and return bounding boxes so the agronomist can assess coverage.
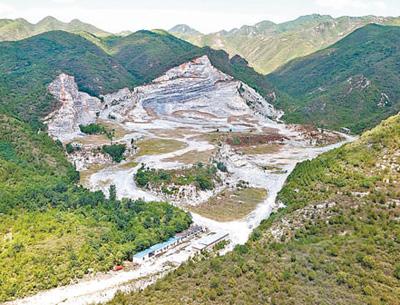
[45,56,281,141]
[45,74,102,142]
[107,56,281,123]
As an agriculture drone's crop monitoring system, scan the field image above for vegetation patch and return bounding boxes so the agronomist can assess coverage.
[163,149,215,165]
[79,123,107,135]
[193,131,287,147]
[190,187,267,221]
[108,114,400,305]
[102,144,126,163]
[135,163,219,192]
[0,114,191,302]
[136,138,187,157]
[116,160,139,170]
[237,143,282,155]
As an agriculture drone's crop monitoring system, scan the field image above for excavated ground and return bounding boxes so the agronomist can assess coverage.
[9,56,355,305]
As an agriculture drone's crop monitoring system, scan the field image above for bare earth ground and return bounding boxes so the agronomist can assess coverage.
[8,114,354,305]
[189,187,268,221]
[135,138,188,157]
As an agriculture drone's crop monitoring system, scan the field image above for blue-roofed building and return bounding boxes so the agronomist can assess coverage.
[132,237,180,264]
[131,225,204,264]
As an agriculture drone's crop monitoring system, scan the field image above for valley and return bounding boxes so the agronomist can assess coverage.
[6,55,352,305]
[0,6,399,305]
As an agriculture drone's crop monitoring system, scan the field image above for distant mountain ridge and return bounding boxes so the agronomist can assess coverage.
[169,24,202,36]
[0,16,110,41]
[267,24,400,133]
[169,14,400,74]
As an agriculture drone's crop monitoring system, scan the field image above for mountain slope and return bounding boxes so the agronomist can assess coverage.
[105,30,204,83]
[109,112,400,305]
[170,15,400,74]
[0,16,110,41]
[0,113,191,302]
[0,29,283,127]
[103,30,282,105]
[0,31,135,126]
[268,24,400,133]
[169,24,203,41]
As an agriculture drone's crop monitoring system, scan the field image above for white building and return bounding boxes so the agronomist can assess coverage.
[192,232,229,251]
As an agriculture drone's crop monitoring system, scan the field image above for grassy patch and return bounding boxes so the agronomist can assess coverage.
[116,160,139,170]
[97,119,130,139]
[79,163,108,186]
[163,149,215,165]
[192,132,286,147]
[136,138,187,157]
[190,187,267,221]
[135,164,218,192]
[237,144,282,155]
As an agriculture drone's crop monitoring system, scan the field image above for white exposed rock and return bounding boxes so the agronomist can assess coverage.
[69,147,112,171]
[124,56,282,123]
[377,92,390,107]
[45,56,282,142]
[346,75,371,94]
[100,88,137,122]
[44,74,102,142]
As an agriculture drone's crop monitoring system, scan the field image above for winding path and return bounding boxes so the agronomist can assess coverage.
[6,119,354,305]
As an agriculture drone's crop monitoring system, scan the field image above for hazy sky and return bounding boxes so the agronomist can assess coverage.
[0,0,399,33]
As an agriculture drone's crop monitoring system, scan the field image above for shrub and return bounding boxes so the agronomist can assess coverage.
[66,143,75,154]
[394,264,400,280]
[79,123,106,135]
[102,144,126,163]
[216,162,228,172]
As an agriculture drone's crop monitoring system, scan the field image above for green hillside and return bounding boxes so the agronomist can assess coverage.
[0,16,110,41]
[0,29,281,127]
[0,29,283,301]
[268,24,400,133]
[0,114,191,301]
[106,30,279,103]
[109,113,400,305]
[170,15,400,74]
[105,30,203,83]
[0,30,135,127]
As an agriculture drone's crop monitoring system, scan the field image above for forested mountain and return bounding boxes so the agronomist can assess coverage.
[109,30,280,102]
[1,10,399,305]
[0,31,135,127]
[0,16,110,41]
[110,112,400,305]
[0,29,281,127]
[169,14,400,74]
[267,24,400,133]
[2,25,399,134]
[0,113,191,302]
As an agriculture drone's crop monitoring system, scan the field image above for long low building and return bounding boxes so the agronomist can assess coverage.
[192,232,229,252]
[132,225,204,264]
[132,237,180,264]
